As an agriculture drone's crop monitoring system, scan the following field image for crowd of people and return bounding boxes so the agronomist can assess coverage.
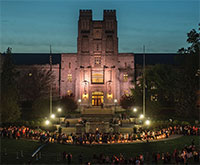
[0,125,199,145]
[61,143,199,164]
[1,125,199,164]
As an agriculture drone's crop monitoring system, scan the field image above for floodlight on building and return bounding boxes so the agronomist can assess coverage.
[133,108,137,112]
[139,114,144,119]
[50,114,55,119]
[45,120,50,125]
[57,108,62,112]
[145,120,150,125]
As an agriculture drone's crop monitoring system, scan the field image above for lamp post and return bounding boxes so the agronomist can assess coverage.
[143,45,146,116]
[133,108,137,112]
[50,114,55,119]
[45,120,50,125]
[57,108,62,124]
[114,99,117,112]
[57,108,62,112]
[139,114,144,119]
[78,99,82,112]
[145,120,150,125]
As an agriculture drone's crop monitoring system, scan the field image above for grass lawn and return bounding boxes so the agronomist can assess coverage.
[1,135,199,164]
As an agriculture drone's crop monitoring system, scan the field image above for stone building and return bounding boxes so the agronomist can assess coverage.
[1,10,134,107]
[61,10,134,107]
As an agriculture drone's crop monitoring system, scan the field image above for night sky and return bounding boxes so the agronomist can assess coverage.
[0,0,199,53]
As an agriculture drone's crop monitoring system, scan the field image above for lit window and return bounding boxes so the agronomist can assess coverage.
[67,74,72,82]
[123,74,128,82]
[92,70,104,84]
[94,56,101,65]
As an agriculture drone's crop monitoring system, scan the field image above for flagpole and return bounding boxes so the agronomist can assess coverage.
[143,45,146,116]
[50,45,52,115]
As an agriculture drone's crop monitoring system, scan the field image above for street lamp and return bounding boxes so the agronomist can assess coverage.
[114,99,117,112]
[145,120,150,125]
[50,114,55,119]
[133,108,137,112]
[139,114,144,119]
[57,108,62,112]
[78,99,82,111]
[45,120,50,125]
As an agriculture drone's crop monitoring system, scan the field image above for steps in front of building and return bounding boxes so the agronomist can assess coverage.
[61,127,76,134]
[81,108,114,115]
[81,108,114,122]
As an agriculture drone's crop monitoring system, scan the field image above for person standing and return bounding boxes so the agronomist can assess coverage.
[67,153,72,164]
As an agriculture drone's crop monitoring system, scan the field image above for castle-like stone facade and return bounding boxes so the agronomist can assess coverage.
[60,10,134,107]
[0,10,134,107]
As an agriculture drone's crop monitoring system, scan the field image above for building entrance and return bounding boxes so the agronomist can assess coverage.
[92,92,104,106]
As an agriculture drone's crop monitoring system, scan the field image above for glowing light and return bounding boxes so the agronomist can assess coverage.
[57,108,62,112]
[114,99,117,103]
[82,93,88,99]
[145,120,150,125]
[50,114,55,119]
[139,114,144,119]
[133,108,137,112]
[45,120,50,125]
[78,99,81,103]
[107,93,113,99]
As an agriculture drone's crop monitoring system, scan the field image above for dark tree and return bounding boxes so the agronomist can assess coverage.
[60,95,78,115]
[0,48,21,123]
[175,25,199,118]
[132,64,177,118]
[17,67,55,101]
[32,98,50,118]
[119,95,134,110]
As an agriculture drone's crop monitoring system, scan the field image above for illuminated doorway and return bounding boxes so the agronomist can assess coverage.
[92,91,104,106]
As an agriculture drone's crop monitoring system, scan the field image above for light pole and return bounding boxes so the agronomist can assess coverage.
[143,45,146,117]
[57,107,62,112]
[139,114,144,119]
[78,99,82,111]
[114,99,117,112]
[57,108,62,124]
[49,45,53,116]
[133,108,137,112]
[50,114,55,119]
[45,120,50,125]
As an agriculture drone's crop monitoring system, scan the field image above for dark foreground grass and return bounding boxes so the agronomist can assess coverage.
[1,136,199,164]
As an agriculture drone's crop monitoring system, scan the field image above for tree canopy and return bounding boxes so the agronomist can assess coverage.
[0,48,21,123]
[132,25,199,119]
